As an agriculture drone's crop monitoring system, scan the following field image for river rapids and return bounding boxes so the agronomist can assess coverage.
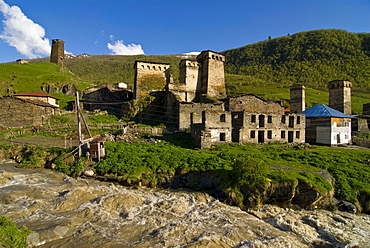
[1,160,370,247]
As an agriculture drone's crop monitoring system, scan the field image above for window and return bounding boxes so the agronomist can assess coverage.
[220,114,226,122]
[281,130,286,139]
[297,116,301,124]
[220,133,226,141]
[267,130,272,139]
[250,130,255,138]
[281,115,286,124]
[289,116,294,128]
[251,115,256,123]
[296,131,300,139]
[267,115,272,123]
[259,115,265,127]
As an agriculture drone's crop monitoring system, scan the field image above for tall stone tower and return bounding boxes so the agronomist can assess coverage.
[290,84,306,113]
[50,39,65,66]
[179,60,201,102]
[328,80,352,116]
[197,50,226,98]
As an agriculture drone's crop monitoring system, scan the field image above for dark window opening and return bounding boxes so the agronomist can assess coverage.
[289,116,294,128]
[267,130,272,139]
[251,115,256,123]
[259,115,265,127]
[220,133,226,141]
[250,130,255,138]
[297,116,301,124]
[281,115,286,124]
[281,130,286,139]
[267,115,272,123]
[220,114,226,122]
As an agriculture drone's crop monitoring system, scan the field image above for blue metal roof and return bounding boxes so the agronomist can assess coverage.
[300,104,352,118]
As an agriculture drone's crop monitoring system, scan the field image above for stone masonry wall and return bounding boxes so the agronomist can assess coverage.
[227,94,285,114]
[328,80,352,116]
[0,97,56,128]
[178,102,225,131]
[134,61,171,99]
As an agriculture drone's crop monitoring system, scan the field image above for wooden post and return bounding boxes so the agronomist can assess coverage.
[76,91,82,157]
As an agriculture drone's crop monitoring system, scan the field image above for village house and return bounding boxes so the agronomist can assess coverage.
[12,91,60,108]
[301,104,351,145]
[0,94,59,129]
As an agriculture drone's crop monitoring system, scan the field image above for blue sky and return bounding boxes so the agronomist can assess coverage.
[0,0,369,63]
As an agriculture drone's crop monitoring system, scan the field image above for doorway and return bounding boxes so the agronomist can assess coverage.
[258,130,265,143]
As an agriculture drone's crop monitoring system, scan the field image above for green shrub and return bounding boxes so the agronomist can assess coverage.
[50,115,72,125]
[0,216,32,248]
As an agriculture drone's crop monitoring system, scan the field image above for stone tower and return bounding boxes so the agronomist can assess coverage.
[134,61,171,99]
[328,80,352,116]
[50,39,65,66]
[197,50,226,98]
[179,60,201,102]
[290,84,306,113]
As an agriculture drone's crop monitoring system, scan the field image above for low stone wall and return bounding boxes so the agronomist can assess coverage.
[352,137,370,148]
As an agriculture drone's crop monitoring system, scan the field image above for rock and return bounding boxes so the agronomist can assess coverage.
[84,170,95,177]
[337,201,357,214]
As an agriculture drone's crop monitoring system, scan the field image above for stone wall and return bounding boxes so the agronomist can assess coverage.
[0,97,57,129]
[178,102,225,131]
[235,113,305,144]
[134,61,171,99]
[191,110,232,149]
[227,94,284,114]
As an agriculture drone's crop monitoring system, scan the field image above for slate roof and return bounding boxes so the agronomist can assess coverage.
[300,104,351,118]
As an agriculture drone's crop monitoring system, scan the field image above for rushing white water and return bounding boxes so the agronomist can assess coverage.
[1,160,370,247]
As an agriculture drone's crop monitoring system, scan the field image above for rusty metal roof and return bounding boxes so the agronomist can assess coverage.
[12,92,60,100]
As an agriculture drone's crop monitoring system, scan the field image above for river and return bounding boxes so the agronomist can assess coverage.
[1,160,370,247]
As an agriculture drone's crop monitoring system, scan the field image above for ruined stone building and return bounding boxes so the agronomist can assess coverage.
[132,50,305,148]
[83,83,133,113]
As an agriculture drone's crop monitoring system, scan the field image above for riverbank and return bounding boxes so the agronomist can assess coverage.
[1,161,369,247]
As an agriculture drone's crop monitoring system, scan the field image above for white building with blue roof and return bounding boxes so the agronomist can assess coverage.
[301,104,351,145]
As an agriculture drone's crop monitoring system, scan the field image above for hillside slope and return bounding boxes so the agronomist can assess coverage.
[1,29,369,113]
[223,29,370,96]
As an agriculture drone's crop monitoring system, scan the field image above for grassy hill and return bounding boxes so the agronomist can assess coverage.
[64,55,183,88]
[1,29,370,113]
[0,63,91,108]
[223,29,370,101]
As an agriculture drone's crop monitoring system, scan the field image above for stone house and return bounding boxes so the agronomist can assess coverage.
[83,83,133,113]
[131,50,306,148]
[227,94,305,144]
[301,104,351,145]
[13,91,60,107]
[0,96,59,129]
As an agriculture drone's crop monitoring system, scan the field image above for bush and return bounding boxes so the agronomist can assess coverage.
[0,216,32,248]
[232,155,268,184]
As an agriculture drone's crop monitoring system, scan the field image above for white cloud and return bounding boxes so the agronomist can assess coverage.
[107,38,145,55]
[0,0,50,59]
